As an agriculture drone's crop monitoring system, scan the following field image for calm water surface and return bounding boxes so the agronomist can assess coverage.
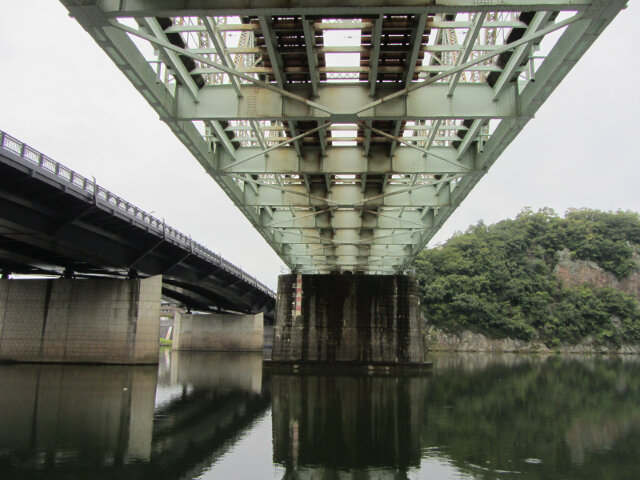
[1,350,639,479]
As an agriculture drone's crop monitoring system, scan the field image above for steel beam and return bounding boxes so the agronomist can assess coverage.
[363,14,383,159]
[215,145,475,174]
[390,13,426,156]
[258,15,307,160]
[447,12,487,97]
[141,18,200,102]
[89,0,596,17]
[261,209,435,230]
[202,16,243,97]
[241,183,450,208]
[275,230,424,245]
[284,243,410,256]
[175,83,520,122]
[302,15,320,98]
[258,16,286,88]
[491,11,552,99]
[456,119,483,159]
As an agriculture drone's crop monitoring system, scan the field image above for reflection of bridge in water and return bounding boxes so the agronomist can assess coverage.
[2,353,640,478]
[272,373,428,477]
[0,350,430,479]
[150,352,270,479]
[0,352,269,479]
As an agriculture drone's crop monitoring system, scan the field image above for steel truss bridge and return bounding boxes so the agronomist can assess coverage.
[62,0,626,274]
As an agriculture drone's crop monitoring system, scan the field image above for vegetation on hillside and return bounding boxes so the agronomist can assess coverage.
[414,208,640,346]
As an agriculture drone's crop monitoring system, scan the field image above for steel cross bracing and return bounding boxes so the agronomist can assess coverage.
[62,0,626,274]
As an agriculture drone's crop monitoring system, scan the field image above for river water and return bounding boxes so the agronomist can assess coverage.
[1,350,639,479]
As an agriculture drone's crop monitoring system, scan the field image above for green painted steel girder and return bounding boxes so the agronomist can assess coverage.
[174,83,521,122]
[216,145,475,174]
[260,209,435,230]
[240,183,451,208]
[283,243,412,257]
[274,230,424,245]
[90,0,596,16]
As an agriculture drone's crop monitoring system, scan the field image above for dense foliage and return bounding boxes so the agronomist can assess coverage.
[414,208,640,346]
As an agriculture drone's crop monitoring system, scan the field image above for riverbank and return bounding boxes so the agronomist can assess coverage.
[425,325,640,354]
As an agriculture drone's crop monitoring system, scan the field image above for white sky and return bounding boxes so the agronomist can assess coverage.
[0,2,638,290]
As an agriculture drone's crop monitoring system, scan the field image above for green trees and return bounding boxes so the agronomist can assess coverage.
[414,208,640,346]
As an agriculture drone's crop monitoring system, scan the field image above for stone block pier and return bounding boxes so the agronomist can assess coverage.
[172,312,264,352]
[0,276,161,364]
[268,274,428,371]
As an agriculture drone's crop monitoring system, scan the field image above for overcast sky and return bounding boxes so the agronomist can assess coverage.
[0,2,637,290]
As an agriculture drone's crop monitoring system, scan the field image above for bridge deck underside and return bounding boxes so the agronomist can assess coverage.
[62,0,626,273]
[0,137,275,317]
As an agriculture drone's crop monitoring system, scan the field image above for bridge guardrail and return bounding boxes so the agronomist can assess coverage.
[0,129,275,298]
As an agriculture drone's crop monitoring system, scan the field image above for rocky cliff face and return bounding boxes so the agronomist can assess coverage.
[425,249,640,353]
[424,326,640,354]
[554,249,640,298]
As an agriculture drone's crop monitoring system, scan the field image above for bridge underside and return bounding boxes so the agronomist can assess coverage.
[62,0,626,274]
[0,135,275,319]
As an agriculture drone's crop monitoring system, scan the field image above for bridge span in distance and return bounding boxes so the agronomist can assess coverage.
[0,129,274,318]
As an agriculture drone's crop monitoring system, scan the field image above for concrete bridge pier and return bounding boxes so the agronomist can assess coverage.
[268,274,428,371]
[172,312,264,352]
[0,276,161,364]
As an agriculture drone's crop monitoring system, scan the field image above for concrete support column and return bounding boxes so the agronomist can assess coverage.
[0,276,161,364]
[270,274,427,368]
[173,312,264,351]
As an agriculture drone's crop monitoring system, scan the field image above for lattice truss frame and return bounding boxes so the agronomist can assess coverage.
[62,0,626,274]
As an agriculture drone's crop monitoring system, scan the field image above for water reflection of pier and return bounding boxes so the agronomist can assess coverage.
[0,351,269,479]
[0,363,157,471]
[152,351,269,479]
[271,374,429,479]
[3,352,640,479]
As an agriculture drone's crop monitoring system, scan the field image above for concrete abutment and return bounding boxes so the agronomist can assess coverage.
[269,274,428,370]
[0,276,161,364]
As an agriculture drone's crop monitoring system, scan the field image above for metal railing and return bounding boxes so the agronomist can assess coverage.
[0,129,275,298]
